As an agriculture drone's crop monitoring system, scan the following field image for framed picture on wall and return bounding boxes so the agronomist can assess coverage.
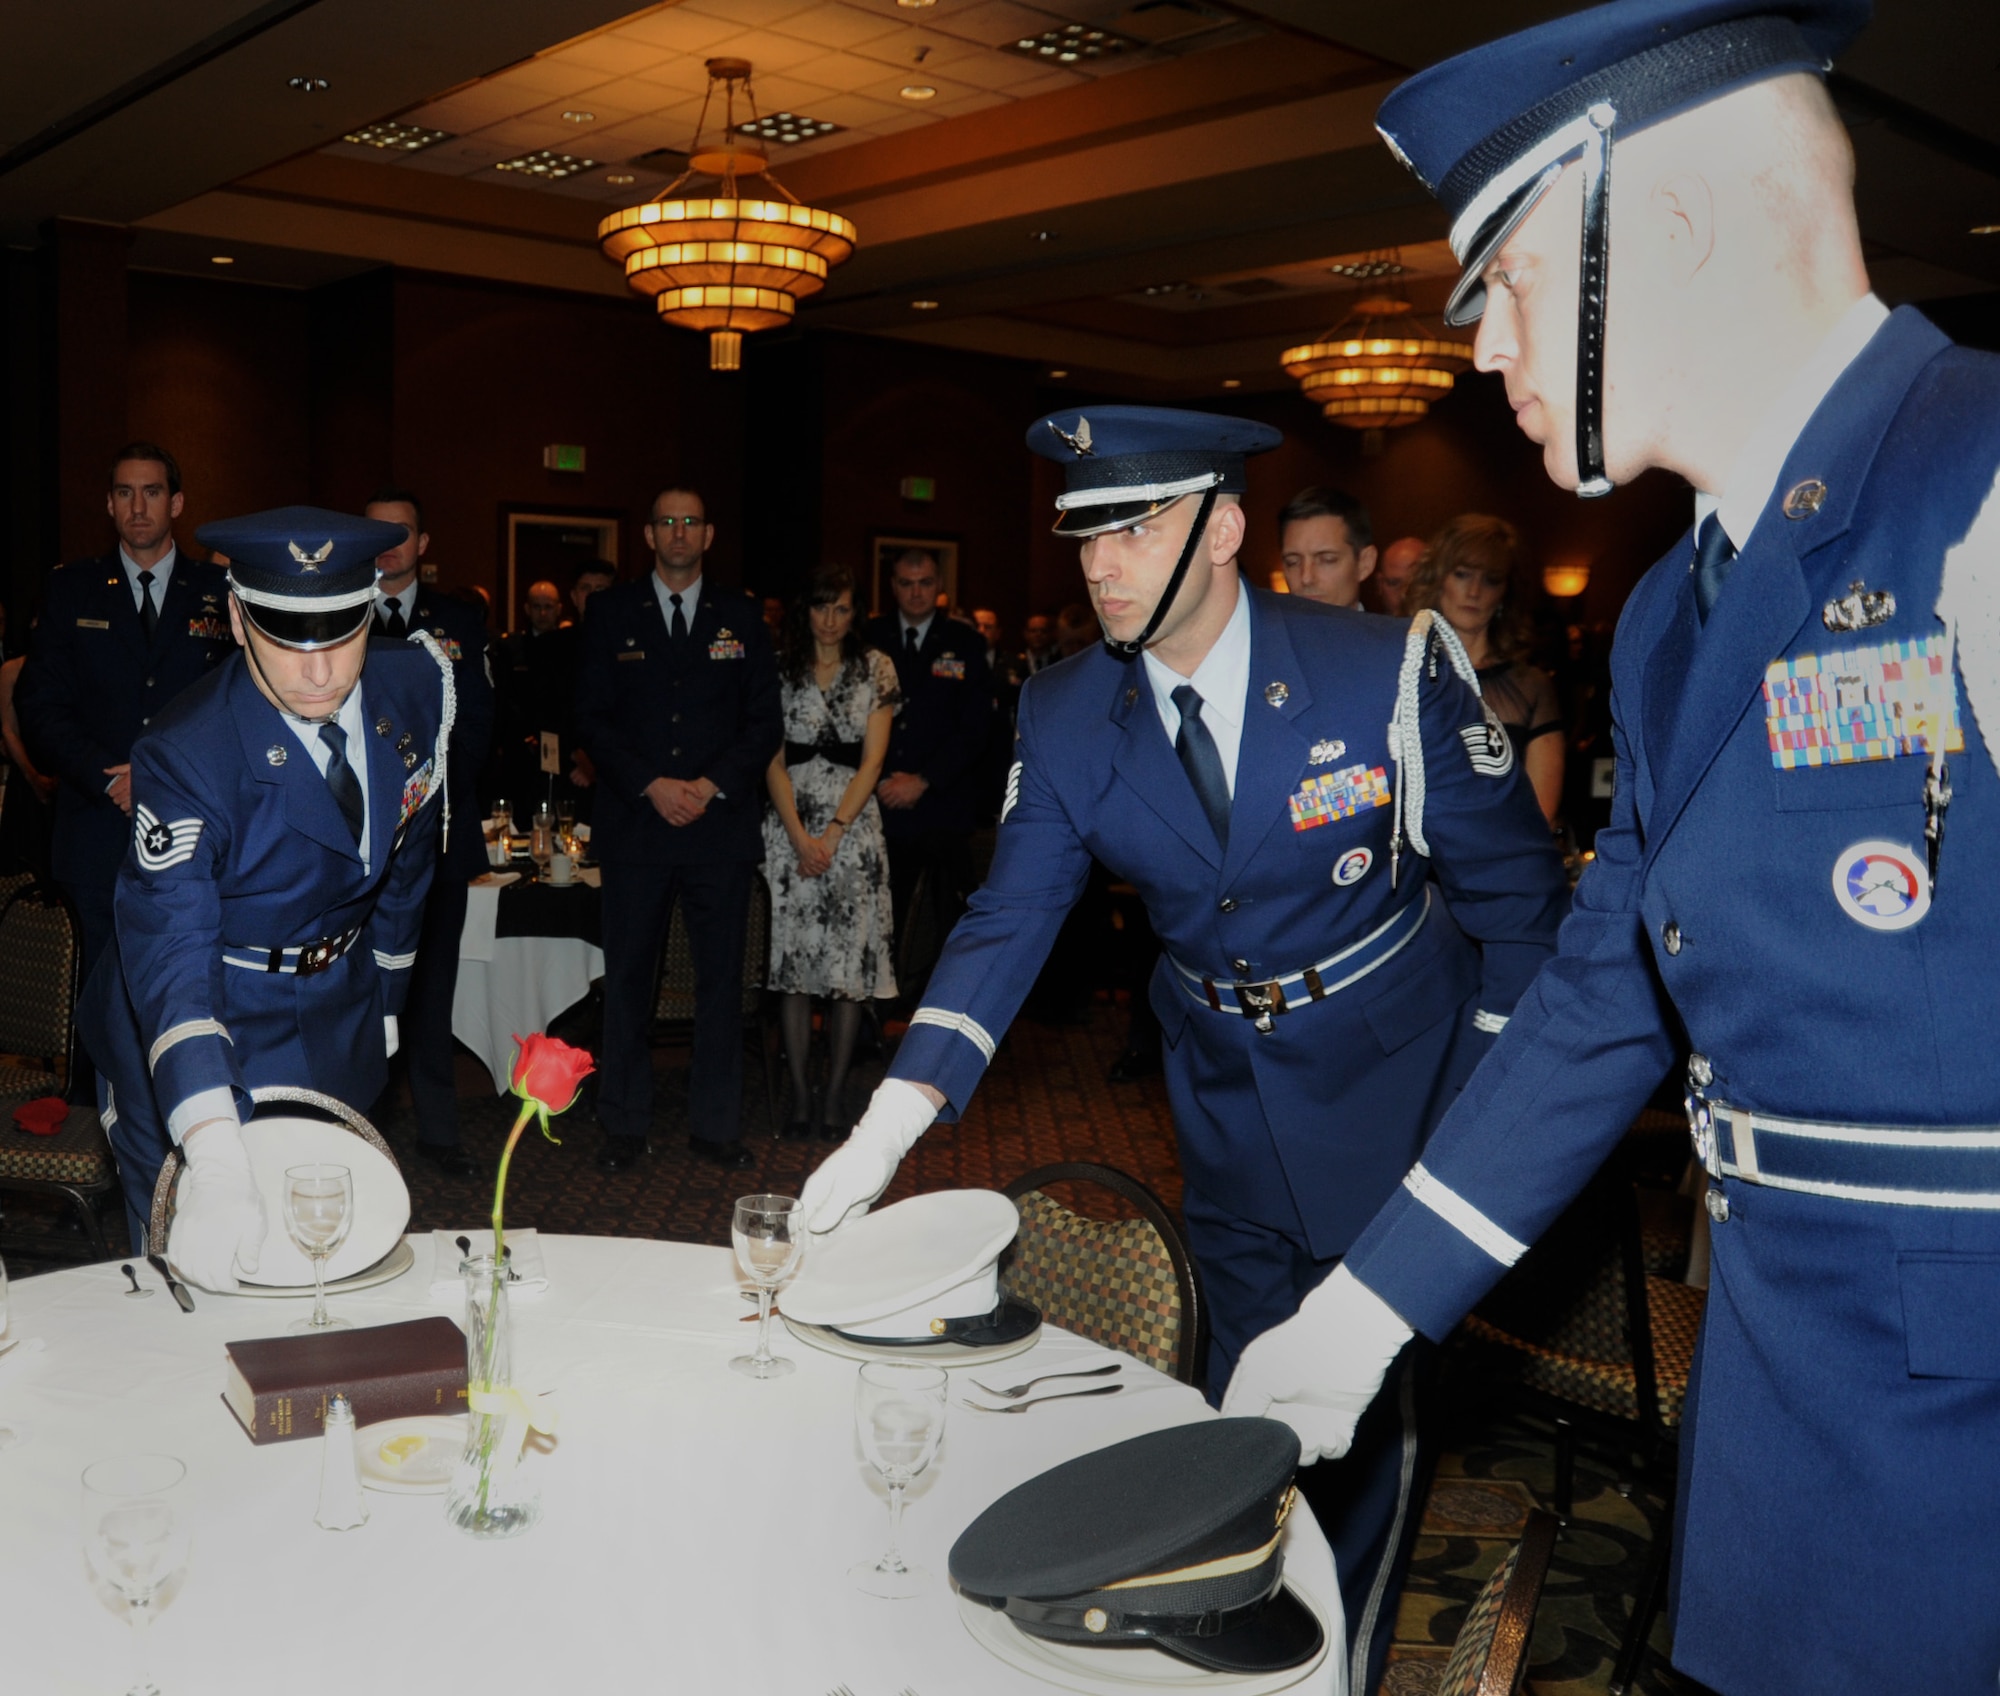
[870,535,959,617]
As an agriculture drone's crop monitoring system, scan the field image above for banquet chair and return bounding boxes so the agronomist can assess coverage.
[1434,1509,1560,1696]
[1000,1162,1204,1385]
[0,880,119,1261]
[651,878,779,1131]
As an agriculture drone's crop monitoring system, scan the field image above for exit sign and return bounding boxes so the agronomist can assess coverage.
[542,444,587,472]
[899,475,935,502]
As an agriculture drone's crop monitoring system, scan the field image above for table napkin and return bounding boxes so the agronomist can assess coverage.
[460,872,519,963]
[429,1229,548,1300]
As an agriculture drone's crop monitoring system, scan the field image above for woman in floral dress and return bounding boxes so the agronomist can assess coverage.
[762,567,899,1139]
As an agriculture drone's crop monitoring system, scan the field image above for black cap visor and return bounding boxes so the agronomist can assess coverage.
[1154,1581,1324,1674]
[830,1298,1040,1350]
[1445,159,1567,326]
[239,599,373,652]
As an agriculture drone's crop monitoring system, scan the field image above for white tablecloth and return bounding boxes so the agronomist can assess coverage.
[1,1236,1345,1696]
[452,877,603,1093]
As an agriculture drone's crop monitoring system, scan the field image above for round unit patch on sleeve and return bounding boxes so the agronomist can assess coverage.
[1831,839,1930,932]
[1333,846,1373,886]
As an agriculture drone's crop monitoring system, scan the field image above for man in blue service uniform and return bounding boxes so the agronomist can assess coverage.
[804,407,1566,1692]
[79,506,451,1290]
[1218,5,2000,1692]
[16,443,234,1077]
[574,486,782,1173]
[364,489,494,1178]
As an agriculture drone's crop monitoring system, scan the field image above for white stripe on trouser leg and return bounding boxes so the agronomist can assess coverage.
[908,1007,996,1063]
[1348,1355,1420,1693]
[1403,1162,1528,1267]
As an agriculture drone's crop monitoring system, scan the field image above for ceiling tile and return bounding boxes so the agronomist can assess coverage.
[467,116,602,155]
[397,143,513,178]
[699,30,829,75]
[403,87,545,131]
[769,4,908,50]
[926,86,1011,116]
[517,97,646,132]
[768,47,895,91]
[929,0,1060,47]
[799,89,917,127]
[924,48,1058,91]
[676,0,820,27]
[567,74,701,113]
[853,108,935,136]
[538,35,673,78]
[609,9,754,53]
[850,69,988,107]
[577,108,709,158]
[477,58,589,99]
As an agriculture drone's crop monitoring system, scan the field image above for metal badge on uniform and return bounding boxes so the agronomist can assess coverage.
[396,732,412,750]
[1782,479,1827,520]
[77,617,110,630]
[1264,681,1289,708]
[931,656,966,679]
[619,649,646,662]
[134,805,203,872]
[1831,839,1930,932]
[1332,846,1373,886]
[402,751,418,769]
[399,761,434,825]
[288,538,334,567]
[1763,635,1963,769]
[1822,581,1895,634]
[266,745,288,767]
[1308,738,1345,766]
[709,635,746,660]
[1288,763,1390,830]
[374,717,392,737]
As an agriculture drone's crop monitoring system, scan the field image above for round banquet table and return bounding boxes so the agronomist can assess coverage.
[1,1236,1347,1696]
[453,871,604,1093]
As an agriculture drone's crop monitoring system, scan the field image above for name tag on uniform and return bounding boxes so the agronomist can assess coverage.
[188,615,227,641]
[931,657,966,680]
[1288,763,1390,830]
[708,638,745,660]
[1762,634,1963,769]
[618,649,646,662]
[399,760,434,825]
[76,617,110,630]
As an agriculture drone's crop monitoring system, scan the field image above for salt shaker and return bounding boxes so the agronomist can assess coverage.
[315,1393,370,1530]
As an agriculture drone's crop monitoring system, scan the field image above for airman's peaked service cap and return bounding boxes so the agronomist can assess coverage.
[950,1418,1324,1674]
[1028,405,1282,538]
[1377,0,1869,325]
[199,505,408,651]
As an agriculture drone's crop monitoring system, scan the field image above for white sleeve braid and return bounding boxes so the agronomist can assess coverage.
[409,628,458,850]
[1387,611,1484,881]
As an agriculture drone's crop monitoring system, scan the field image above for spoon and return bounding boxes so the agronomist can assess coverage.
[120,1264,155,1300]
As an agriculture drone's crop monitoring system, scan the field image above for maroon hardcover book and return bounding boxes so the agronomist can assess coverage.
[222,1316,468,1444]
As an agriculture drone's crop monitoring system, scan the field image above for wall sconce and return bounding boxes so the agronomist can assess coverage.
[1542,561,1591,598]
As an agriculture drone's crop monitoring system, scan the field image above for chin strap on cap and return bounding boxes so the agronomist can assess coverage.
[1101,485,1220,661]
[1573,101,1616,499]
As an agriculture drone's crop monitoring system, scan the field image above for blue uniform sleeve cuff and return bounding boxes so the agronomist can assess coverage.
[1343,1183,1527,1342]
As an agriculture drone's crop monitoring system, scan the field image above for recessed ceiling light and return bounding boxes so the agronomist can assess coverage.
[1325,258,1406,280]
[494,148,600,181]
[911,299,940,310]
[1140,283,1183,297]
[1221,379,1242,389]
[1974,223,2000,235]
[1007,25,1133,64]
[738,112,842,146]
[900,84,938,101]
[896,0,936,8]
[604,172,636,185]
[1029,229,1058,242]
[1048,368,1069,378]
[288,75,329,93]
[561,111,595,125]
[210,255,235,265]
[343,119,453,153]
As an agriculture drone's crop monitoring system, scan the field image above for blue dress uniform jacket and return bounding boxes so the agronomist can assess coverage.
[16,554,233,898]
[379,590,492,880]
[893,588,1565,1258]
[79,645,446,1243]
[573,580,781,865]
[861,614,994,838]
[1342,308,2000,1696]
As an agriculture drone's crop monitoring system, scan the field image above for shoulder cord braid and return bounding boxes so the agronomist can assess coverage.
[409,628,457,851]
[1387,611,1486,888]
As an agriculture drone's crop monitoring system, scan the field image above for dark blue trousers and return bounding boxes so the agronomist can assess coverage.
[403,871,469,1147]
[596,859,751,1146]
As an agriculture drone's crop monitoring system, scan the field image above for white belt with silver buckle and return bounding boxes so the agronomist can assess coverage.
[1170,887,1430,1024]
[1704,1098,2000,1210]
[222,925,364,977]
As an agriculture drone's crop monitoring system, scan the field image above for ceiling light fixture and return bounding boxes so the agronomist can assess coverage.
[1973,223,2000,235]
[1281,252,1472,431]
[1007,25,1132,64]
[910,299,940,310]
[288,75,329,93]
[1325,258,1405,281]
[562,111,595,124]
[343,119,452,152]
[210,255,235,265]
[604,172,636,185]
[598,58,857,373]
[900,84,937,101]
[496,148,600,181]
[738,112,842,146]
[897,0,937,9]
[1221,378,1241,389]
[1029,229,1058,242]
[1048,368,1069,378]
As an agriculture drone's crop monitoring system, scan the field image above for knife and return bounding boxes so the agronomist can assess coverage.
[147,1253,196,1312]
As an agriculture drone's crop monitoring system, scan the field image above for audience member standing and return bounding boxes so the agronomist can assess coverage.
[1277,487,1378,608]
[1366,536,1425,616]
[1405,515,1564,822]
[1021,612,1058,674]
[575,487,781,1173]
[762,567,898,1140]
[495,578,582,811]
[16,443,232,1091]
[862,548,991,1000]
[363,489,494,1176]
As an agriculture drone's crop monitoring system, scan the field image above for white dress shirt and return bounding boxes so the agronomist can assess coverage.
[374,583,418,631]
[899,611,936,650]
[1141,582,1251,794]
[652,572,703,629]
[279,683,373,870]
[120,545,177,613]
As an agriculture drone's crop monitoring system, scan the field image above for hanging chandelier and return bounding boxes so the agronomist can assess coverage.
[1280,260,1473,430]
[597,58,857,371]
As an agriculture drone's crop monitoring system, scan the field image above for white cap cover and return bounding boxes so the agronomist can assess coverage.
[782,1189,1019,1339]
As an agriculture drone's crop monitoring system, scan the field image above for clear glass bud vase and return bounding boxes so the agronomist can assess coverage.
[445,1255,541,1539]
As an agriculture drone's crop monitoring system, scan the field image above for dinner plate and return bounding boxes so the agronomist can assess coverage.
[782,1313,1040,1368]
[355,1415,467,1495]
[953,1581,1331,1695]
[234,1237,416,1298]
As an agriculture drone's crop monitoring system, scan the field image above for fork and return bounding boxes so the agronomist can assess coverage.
[970,1362,1121,1400]
[963,1383,1125,1414]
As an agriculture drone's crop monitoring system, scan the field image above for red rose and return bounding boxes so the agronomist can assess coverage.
[509,1033,595,1120]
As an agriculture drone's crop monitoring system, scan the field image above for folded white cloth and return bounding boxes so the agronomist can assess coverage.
[429,1229,548,1299]
[460,874,518,963]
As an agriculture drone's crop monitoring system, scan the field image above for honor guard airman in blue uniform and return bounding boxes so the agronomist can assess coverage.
[803,407,1566,1691]
[79,506,452,1290]
[1220,5,2000,1692]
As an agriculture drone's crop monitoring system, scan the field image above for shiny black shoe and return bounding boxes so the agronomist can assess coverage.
[596,1138,649,1175]
[690,1137,755,1170]
[414,1143,483,1180]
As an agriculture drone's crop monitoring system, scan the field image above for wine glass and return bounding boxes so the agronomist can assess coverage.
[850,1362,947,1599]
[730,1195,806,1379]
[82,1453,190,1696]
[555,800,577,854]
[284,1163,353,1334]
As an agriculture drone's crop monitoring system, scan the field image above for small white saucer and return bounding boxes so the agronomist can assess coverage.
[356,1415,468,1494]
[782,1313,1040,1368]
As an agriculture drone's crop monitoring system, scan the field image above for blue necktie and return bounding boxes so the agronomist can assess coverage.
[1692,513,1738,624]
[319,723,365,846]
[1171,685,1230,850]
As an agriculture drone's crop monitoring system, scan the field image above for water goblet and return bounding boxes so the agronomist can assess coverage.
[730,1195,805,1379]
[850,1362,947,1598]
[284,1163,353,1333]
[555,800,577,853]
[82,1453,190,1696]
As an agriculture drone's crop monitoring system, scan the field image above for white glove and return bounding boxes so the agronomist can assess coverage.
[799,1078,938,1234]
[166,1118,268,1293]
[384,1014,399,1059]
[1219,1265,1415,1463]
